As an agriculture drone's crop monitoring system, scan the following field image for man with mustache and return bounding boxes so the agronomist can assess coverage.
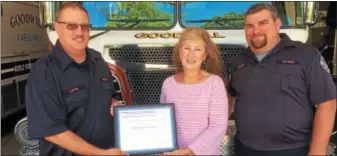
[25,2,127,155]
[228,3,336,156]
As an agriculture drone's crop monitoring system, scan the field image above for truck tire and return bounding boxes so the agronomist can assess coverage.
[14,117,39,148]
[328,142,336,156]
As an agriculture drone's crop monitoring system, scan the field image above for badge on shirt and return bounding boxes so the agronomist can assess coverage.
[100,77,110,82]
[67,84,85,94]
[320,56,330,74]
[68,87,79,94]
[235,64,245,70]
[63,84,86,98]
[277,60,298,65]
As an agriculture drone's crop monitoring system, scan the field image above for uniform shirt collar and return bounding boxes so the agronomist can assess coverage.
[243,33,296,61]
[51,40,101,70]
[270,33,296,53]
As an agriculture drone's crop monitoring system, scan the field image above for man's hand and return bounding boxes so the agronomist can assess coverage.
[163,148,194,155]
[45,131,127,156]
[110,98,121,117]
[100,148,128,155]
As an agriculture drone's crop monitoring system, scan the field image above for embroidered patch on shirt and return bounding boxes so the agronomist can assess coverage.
[100,77,110,82]
[235,64,245,70]
[277,60,298,64]
[67,84,85,94]
[320,56,330,73]
[69,87,79,94]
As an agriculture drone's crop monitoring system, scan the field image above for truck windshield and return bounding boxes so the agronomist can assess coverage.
[180,2,307,29]
[82,1,176,29]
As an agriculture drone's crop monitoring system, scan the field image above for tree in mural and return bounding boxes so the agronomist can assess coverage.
[203,12,245,28]
[100,2,173,28]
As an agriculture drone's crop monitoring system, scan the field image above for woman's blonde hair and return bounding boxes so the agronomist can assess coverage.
[172,27,224,77]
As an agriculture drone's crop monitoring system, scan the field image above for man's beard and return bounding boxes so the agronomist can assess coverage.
[250,35,267,49]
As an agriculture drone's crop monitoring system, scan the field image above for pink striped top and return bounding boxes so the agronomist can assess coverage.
[160,74,228,155]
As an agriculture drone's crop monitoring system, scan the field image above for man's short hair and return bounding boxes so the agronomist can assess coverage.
[55,2,89,21]
[245,3,278,20]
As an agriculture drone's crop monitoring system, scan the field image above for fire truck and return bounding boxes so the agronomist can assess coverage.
[15,1,337,155]
[41,1,318,111]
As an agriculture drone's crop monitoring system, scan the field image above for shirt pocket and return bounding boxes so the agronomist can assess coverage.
[272,64,310,140]
[62,84,87,113]
[272,64,305,93]
[100,81,117,103]
[101,81,114,91]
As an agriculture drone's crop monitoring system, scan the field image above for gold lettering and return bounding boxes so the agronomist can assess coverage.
[173,33,180,38]
[160,33,172,39]
[135,32,224,39]
[135,33,144,39]
[148,33,158,39]
[212,32,225,38]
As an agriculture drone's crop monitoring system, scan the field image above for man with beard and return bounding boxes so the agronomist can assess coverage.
[227,3,336,156]
[25,2,127,155]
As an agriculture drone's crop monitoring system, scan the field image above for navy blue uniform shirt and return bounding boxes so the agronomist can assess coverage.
[228,34,336,150]
[26,41,116,155]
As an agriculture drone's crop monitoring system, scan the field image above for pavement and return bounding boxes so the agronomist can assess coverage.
[2,110,26,155]
[2,133,22,155]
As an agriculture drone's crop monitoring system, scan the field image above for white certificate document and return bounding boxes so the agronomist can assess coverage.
[115,104,177,154]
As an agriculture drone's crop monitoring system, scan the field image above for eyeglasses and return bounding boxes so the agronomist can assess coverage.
[56,21,92,31]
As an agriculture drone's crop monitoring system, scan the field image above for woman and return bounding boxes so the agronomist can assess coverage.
[161,27,228,155]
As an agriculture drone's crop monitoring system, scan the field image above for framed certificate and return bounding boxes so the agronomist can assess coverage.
[114,103,178,155]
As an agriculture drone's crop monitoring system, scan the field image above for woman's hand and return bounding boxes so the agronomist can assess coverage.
[163,148,194,155]
[110,98,121,117]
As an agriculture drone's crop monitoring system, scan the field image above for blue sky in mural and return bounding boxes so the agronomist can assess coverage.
[82,2,174,27]
[82,1,271,28]
[181,2,271,26]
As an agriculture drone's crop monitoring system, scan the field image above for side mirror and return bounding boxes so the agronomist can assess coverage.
[39,2,55,27]
[305,2,319,26]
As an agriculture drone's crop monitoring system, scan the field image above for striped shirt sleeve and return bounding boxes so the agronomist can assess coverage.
[188,76,228,155]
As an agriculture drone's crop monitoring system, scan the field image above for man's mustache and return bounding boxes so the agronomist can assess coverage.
[72,36,84,40]
[252,34,266,38]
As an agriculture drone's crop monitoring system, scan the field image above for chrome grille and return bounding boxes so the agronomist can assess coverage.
[126,70,175,104]
[110,46,174,64]
[218,45,245,72]
[109,44,244,104]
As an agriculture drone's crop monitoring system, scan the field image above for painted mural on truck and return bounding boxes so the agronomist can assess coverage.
[82,2,307,29]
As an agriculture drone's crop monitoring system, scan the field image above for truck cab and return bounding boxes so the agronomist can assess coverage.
[41,1,317,107]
